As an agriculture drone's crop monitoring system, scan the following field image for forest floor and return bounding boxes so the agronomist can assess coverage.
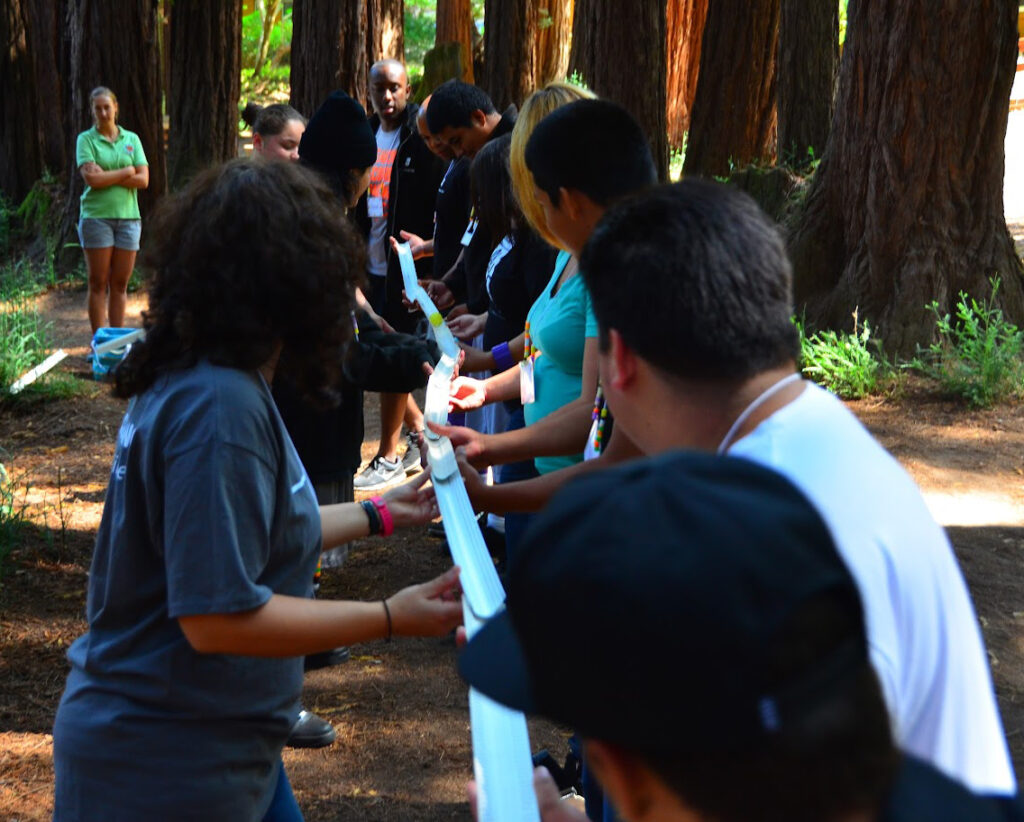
[2,100,1024,819]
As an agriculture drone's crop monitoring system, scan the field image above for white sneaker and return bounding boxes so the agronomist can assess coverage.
[402,430,424,475]
[353,455,406,491]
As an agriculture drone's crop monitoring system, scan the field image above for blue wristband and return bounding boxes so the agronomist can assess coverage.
[492,341,515,372]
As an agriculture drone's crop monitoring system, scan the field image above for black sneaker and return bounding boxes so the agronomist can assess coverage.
[402,430,424,475]
[304,646,351,672]
[286,709,336,749]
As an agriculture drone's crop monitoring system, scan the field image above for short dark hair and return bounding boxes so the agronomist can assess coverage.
[470,133,520,245]
[580,179,800,381]
[115,159,363,405]
[242,102,306,136]
[638,596,898,822]
[524,99,656,207]
[425,80,497,132]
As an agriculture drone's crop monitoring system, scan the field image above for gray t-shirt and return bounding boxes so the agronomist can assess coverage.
[53,361,321,821]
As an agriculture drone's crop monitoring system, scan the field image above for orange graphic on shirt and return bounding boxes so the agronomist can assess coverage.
[369,147,398,219]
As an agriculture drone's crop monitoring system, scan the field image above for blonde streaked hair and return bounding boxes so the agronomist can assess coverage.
[510,80,596,250]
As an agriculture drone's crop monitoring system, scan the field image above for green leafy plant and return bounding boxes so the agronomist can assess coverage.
[912,278,1024,408]
[797,311,891,399]
[0,461,29,583]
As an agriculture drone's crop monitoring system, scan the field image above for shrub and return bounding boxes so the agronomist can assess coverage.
[913,278,1024,408]
[797,312,892,399]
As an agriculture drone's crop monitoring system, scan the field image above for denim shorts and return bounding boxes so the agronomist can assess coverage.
[78,218,142,251]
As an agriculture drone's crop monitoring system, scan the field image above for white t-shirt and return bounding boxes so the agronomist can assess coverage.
[366,126,402,279]
[729,382,1015,794]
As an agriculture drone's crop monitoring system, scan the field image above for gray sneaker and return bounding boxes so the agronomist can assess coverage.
[402,430,424,475]
[353,455,406,491]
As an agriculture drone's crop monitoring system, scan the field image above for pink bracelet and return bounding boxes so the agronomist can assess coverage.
[370,496,394,537]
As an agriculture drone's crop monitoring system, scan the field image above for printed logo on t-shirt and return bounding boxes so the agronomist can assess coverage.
[369,146,398,220]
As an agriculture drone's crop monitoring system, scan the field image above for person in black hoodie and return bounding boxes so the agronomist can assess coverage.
[352,60,445,491]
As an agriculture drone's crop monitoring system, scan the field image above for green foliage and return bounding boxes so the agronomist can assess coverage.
[0,461,29,582]
[839,0,848,47]
[912,278,1024,408]
[241,6,292,72]
[797,312,892,399]
[405,0,437,74]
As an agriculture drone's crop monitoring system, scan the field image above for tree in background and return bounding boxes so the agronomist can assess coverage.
[665,0,707,151]
[1,0,47,204]
[569,0,668,180]
[166,0,240,189]
[787,0,1024,355]
[683,0,779,178]
[535,0,573,89]
[433,0,474,81]
[368,0,404,64]
[777,0,837,168]
[482,0,537,110]
[64,0,165,221]
[252,0,284,78]
[291,0,367,116]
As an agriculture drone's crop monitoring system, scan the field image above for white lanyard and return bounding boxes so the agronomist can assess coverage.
[717,373,802,454]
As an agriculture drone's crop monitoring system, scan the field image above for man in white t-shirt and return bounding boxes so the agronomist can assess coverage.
[567,179,1014,795]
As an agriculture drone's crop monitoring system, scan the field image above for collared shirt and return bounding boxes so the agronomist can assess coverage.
[76,126,148,220]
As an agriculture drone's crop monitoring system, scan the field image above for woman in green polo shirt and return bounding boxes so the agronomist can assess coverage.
[75,86,149,333]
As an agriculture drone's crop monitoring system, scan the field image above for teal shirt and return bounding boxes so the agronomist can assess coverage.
[76,126,148,219]
[523,250,598,475]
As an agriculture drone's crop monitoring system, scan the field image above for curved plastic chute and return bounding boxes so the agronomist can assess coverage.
[396,243,539,822]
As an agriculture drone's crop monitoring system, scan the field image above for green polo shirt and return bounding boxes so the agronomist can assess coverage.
[76,126,148,219]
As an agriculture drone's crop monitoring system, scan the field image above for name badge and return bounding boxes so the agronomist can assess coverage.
[368,196,384,218]
[519,356,535,405]
[460,218,478,247]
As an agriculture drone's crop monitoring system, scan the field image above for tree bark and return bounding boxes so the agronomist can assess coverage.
[64,0,165,220]
[683,0,779,178]
[777,0,837,168]
[1,0,43,203]
[566,0,669,180]
[368,0,404,64]
[787,0,1024,356]
[435,0,474,82]
[483,0,537,111]
[166,0,240,189]
[290,0,367,117]
[253,0,282,77]
[665,0,707,151]
[535,0,573,86]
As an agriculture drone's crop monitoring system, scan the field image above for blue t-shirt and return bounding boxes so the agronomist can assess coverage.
[53,361,321,821]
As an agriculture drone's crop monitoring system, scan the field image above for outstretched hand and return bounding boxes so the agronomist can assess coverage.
[381,472,439,528]
[386,566,463,637]
[468,767,587,822]
[426,421,488,467]
[449,376,487,411]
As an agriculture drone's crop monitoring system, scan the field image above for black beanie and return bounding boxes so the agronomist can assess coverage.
[299,91,377,195]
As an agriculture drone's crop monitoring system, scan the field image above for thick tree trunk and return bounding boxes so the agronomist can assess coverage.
[1,0,43,203]
[290,0,367,116]
[434,0,474,81]
[483,0,537,111]
[566,0,669,180]
[683,0,779,178]
[367,0,404,64]
[64,0,165,227]
[665,0,707,151]
[535,0,573,86]
[777,0,837,168]
[787,0,1024,356]
[25,0,67,177]
[166,0,240,189]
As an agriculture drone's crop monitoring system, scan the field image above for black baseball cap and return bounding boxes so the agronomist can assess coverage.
[458,450,870,751]
[299,91,376,196]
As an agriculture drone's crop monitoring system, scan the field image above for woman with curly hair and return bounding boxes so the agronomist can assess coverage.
[52,159,462,821]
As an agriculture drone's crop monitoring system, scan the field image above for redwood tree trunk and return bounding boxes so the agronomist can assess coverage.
[665,0,708,151]
[535,0,573,86]
[290,0,367,117]
[777,0,837,167]
[64,0,165,225]
[683,0,779,178]
[1,0,43,203]
[567,0,669,180]
[435,0,474,81]
[483,0,537,111]
[367,0,404,64]
[787,0,1024,356]
[166,0,240,189]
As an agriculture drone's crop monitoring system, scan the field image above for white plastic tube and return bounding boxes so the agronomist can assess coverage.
[396,243,539,822]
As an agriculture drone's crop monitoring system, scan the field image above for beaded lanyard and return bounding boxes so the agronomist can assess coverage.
[523,320,533,359]
[591,385,609,454]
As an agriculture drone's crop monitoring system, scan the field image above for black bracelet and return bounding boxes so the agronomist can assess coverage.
[381,598,393,641]
[361,499,381,535]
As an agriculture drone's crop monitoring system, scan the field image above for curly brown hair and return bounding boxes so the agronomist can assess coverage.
[114,159,365,406]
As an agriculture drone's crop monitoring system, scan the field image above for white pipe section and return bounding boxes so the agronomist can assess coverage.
[9,349,68,394]
[397,243,539,822]
[93,327,145,356]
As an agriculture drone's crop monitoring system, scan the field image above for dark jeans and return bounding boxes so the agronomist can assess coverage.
[262,761,303,822]
[498,407,539,570]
